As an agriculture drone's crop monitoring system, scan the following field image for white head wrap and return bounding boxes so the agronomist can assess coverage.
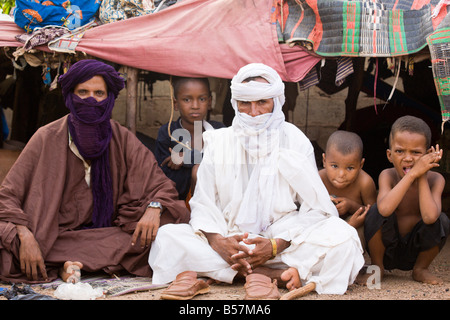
[230,63,285,144]
[229,63,286,233]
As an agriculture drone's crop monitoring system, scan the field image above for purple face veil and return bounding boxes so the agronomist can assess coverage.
[59,59,125,228]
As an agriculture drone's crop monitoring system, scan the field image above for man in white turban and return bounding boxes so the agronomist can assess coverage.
[149,63,364,300]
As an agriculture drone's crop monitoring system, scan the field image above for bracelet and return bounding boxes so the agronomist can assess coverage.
[269,238,277,259]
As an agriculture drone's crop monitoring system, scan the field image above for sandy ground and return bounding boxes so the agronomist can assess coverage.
[111,239,450,301]
[2,239,448,302]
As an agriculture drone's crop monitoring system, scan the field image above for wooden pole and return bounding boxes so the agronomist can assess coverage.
[126,66,138,134]
[344,57,365,131]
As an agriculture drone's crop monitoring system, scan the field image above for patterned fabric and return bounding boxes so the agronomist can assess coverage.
[299,65,319,91]
[273,0,449,57]
[335,56,354,85]
[48,20,98,53]
[298,57,354,91]
[99,0,155,24]
[14,0,101,32]
[15,25,68,50]
[427,27,450,127]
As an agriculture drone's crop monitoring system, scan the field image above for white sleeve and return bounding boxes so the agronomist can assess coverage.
[188,131,229,236]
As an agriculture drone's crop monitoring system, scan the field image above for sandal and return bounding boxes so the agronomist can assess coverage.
[160,271,210,300]
[244,273,280,300]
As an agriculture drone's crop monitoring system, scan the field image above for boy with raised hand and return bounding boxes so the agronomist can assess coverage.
[365,115,449,284]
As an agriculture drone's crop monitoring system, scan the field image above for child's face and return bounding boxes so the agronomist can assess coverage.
[387,130,428,177]
[174,80,211,125]
[322,146,364,189]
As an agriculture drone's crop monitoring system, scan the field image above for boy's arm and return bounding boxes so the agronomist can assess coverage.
[417,146,444,224]
[377,148,443,217]
[418,173,445,224]
[376,169,412,217]
[360,173,377,206]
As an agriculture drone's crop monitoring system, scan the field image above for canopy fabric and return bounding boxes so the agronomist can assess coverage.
[76,0,320,82]
[0,0,320,82]
[0,20,26,47]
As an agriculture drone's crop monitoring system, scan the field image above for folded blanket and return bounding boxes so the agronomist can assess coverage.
[14,0,100,32]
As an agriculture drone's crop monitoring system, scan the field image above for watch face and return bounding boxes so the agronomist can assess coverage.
[149,201,162,209]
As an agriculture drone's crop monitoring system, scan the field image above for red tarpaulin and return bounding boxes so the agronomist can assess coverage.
[0,0,320,82]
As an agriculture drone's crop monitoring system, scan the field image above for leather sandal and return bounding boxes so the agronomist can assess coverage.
[244,273,281,300]
[160,271,210,300]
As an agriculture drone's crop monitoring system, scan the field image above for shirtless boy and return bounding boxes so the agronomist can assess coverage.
[320,130,377,229]
[365,115,449,284]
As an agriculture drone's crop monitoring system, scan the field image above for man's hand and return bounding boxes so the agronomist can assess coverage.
[231,235,291,272]
[231,236,273,271]
[203,232,252,275]
[131,207,161,247]
[16,225,48,281]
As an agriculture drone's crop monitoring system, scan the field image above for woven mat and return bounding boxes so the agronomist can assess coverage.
[427,27,450,128]
[38,274,167,297]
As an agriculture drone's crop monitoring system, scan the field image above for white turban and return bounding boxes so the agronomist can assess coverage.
[231,63,285,106]
[230,63,285,139]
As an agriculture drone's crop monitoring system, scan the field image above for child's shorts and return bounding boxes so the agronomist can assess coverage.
[364,204,449,271]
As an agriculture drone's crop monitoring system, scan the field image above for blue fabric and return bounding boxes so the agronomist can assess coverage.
[14,0,100,32]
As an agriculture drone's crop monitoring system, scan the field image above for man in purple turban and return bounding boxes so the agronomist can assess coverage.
[0,59,189,283]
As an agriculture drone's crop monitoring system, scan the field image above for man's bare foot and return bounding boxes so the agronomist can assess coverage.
[412,268,443,285]
[60,261,83,283]
[280,267,301,291]
[253,267,301,291]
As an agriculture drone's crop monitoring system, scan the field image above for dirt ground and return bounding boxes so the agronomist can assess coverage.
[110,239,450,301]
[2,239,448,302]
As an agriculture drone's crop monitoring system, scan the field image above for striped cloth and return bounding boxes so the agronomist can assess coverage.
[427,27,450,128]
[273,0,449,57]
[299,57,353,90]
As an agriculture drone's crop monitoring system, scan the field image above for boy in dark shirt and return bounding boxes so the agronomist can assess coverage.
[154,77,224,201]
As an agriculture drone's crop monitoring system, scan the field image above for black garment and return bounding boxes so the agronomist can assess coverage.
[364,204,449,270]
[154,117,225,200]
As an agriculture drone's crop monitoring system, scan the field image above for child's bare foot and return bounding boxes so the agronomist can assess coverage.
[355,272,370,285]
[412,268,443,285]
[60,261,83,283]
[355,265,384,286]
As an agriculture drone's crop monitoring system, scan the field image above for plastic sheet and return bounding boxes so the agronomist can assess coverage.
[1,284,57,300]
[54,282,104,300]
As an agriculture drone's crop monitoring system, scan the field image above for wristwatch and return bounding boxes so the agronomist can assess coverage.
[147,201,163,214]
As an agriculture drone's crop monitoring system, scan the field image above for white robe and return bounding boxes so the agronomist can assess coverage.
[149,123,364,294]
